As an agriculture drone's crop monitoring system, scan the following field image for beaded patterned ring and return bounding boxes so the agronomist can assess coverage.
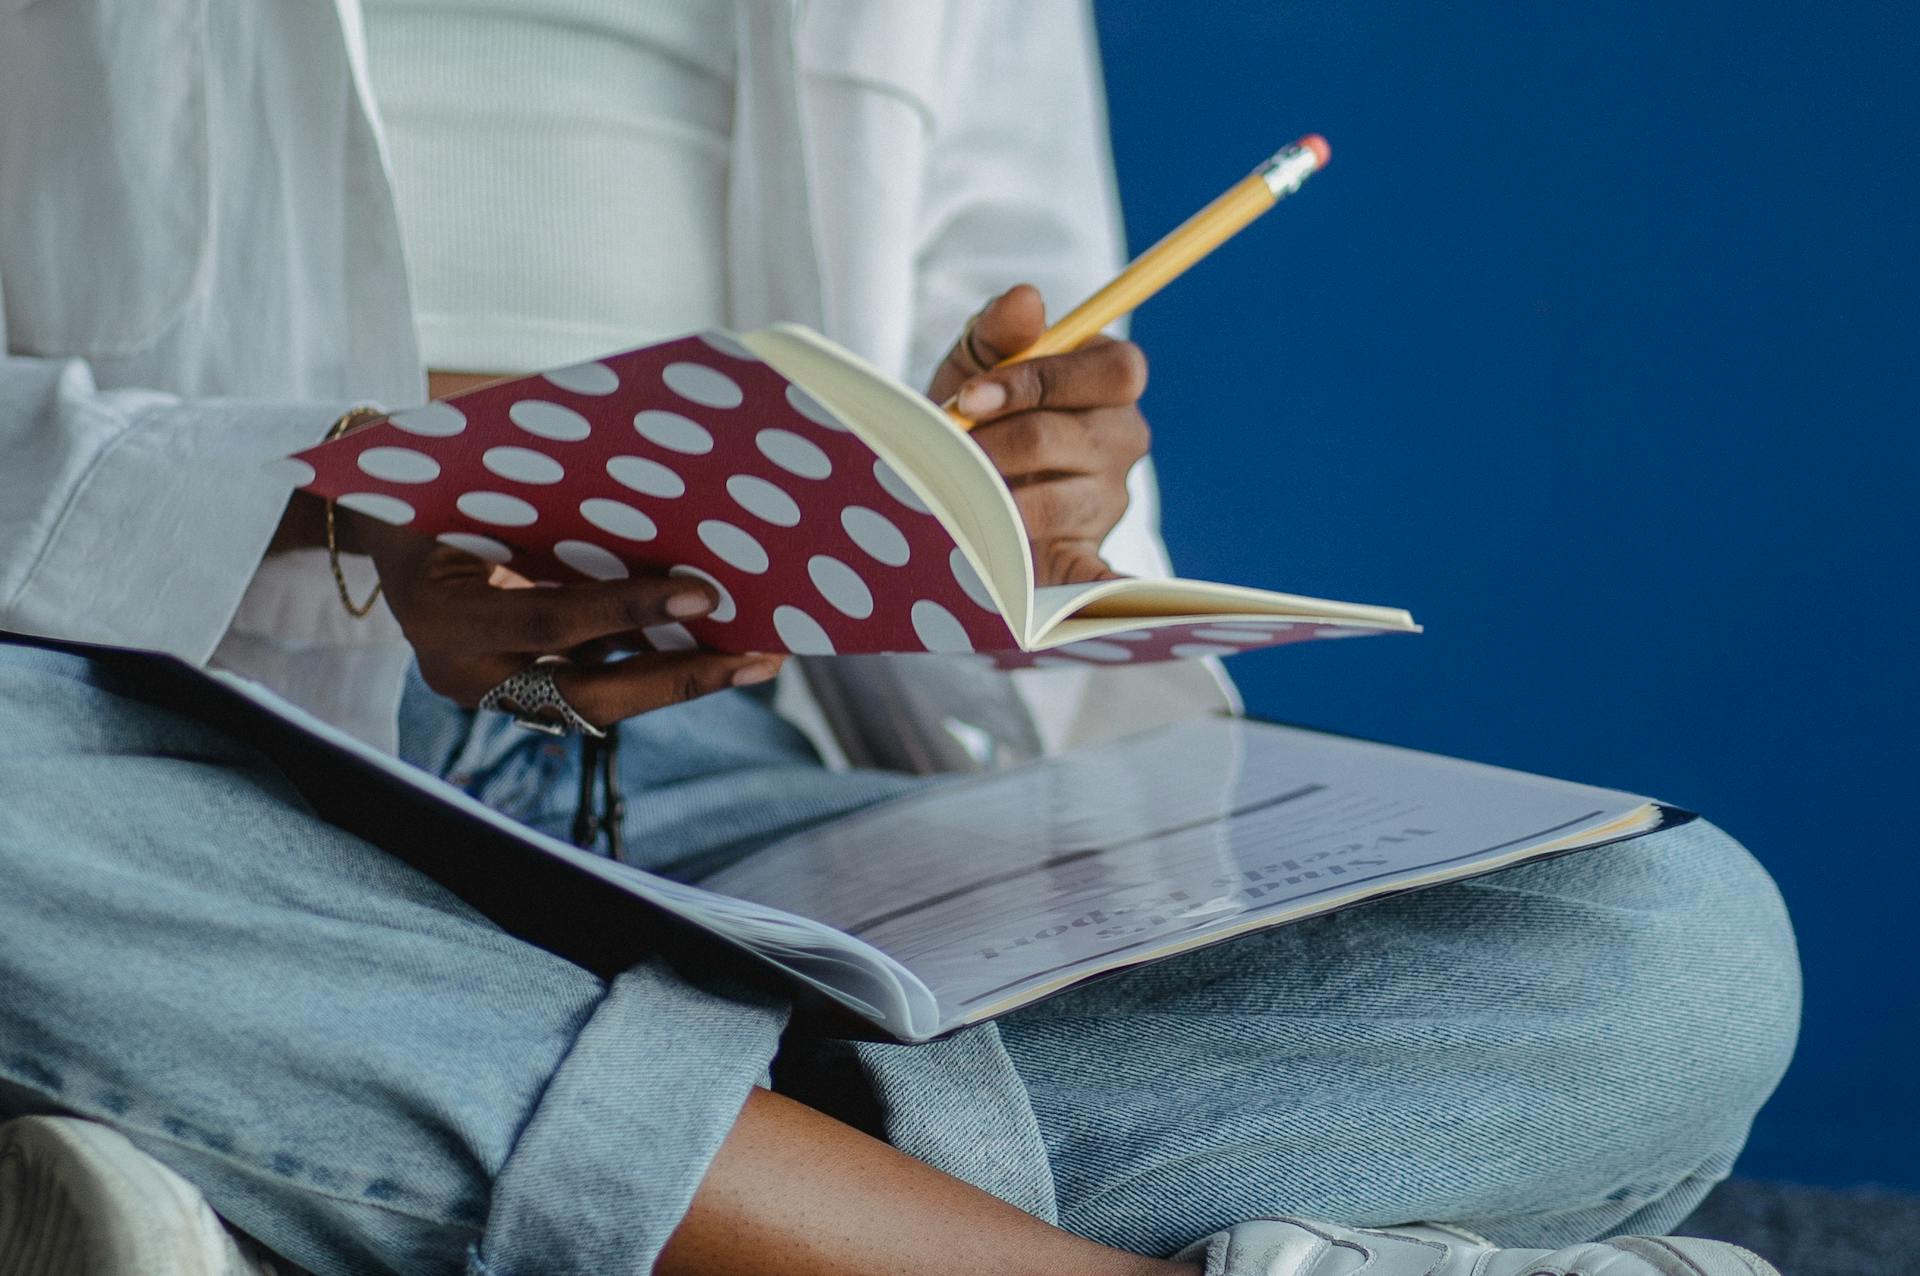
[477,656,606,738]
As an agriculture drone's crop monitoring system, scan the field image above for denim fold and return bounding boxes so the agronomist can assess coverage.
[470,966,786,1276]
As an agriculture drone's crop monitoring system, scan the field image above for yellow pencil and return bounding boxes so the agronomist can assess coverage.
[947,134,1331,430]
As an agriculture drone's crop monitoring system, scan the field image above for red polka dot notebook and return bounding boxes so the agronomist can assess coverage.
[287,325,1417,666]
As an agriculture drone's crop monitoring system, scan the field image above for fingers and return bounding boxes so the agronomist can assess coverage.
[926,283,1150,420]
[966,283,1048,365]
[927,283,1048,401]
[1011,473,1132,550]
[1034,542,1125,587]
[372,521,789,730]
[955,338,1148,422]
[923,287,1151,591]
[970,406,1150,484]
[404,558,720,653]
[554,652,785,728]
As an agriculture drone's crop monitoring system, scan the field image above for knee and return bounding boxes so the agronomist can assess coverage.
[1438,821,1800,1240]
[1622,819,1799,1102]
[1525,818,1801,1157]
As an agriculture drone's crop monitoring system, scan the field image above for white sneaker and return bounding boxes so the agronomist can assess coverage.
[0,1117,285,1276]
[1178,1215,1781,1276]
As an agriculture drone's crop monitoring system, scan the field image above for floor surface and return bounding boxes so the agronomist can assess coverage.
[1677,1179,1920,1274]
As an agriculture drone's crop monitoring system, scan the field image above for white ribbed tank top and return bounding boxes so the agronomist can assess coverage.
[363,1,736,372]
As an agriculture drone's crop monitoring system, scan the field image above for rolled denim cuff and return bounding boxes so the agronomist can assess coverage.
[851,1022,1057,1223]
[470,962,787,1276]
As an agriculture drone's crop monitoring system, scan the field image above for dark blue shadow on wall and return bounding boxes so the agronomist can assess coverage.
[1093,2,1919,1190]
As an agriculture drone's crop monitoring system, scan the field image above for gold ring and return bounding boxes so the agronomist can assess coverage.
[959,315,995,374]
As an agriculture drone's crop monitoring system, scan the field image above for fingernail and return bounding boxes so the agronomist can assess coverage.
[731,661,778,688]
[958,380,1006,416]
[666,589,712,618]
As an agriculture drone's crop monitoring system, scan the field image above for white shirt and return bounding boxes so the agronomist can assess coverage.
[363,0,737,371]
[0,0,1232,758]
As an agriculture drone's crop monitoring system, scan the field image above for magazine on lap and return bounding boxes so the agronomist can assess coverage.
[7,633,1680,1044]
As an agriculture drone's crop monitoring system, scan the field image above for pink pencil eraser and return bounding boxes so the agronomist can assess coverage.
[1298,134,1332,169]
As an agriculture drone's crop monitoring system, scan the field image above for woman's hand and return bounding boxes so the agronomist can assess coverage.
[927,284,1151,586]
[347,512,784,730]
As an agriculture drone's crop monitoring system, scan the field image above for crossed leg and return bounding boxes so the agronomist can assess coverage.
[0,645,1799,1274]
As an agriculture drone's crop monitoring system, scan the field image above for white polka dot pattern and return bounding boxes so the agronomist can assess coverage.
[1055,640,1133,662]
[388,402,467,437]
[949,549,997,612]
[356,447,440,484]
[437,532,513,563]
[482,446,564,485]
[457,491,538,527]
[990,620,1383,670]
[606,454,686,498]
[337,492,415,525]
[1189,624,1296,642]
[756,428,832,479]
[773,605,836,655]
[1170,642,1239,660]
[508,400,592,442]
[555,540,629,581]
[872,459,930,513]
[697,519,770,574]
[784,383,846,430]
[663,361,744,409]
[807,555,874,619]
[579,498,658,542]
[634,410,713,455]
[841,506,909,567]
[726,475,801,527]
[287,333,1387,664]
[543,361,621,396]
[910,600,973,654]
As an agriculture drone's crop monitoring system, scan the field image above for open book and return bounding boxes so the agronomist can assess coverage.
[289,326,1417,666]
[22,633,1678,1044]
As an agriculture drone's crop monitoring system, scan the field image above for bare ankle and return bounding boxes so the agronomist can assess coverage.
[1104,1255,1204,1276]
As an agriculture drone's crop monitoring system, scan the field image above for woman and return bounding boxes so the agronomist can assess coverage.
[0,3,1798,1274]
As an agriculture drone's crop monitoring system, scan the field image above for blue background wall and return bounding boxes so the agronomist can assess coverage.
[1093,3,1918,1189]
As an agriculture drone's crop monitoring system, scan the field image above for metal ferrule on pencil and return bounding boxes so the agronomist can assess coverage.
[1258,142,1324,199]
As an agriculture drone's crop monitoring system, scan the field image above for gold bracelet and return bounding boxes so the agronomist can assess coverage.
[323,406,388,619]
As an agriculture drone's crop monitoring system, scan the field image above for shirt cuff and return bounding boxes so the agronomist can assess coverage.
[7,395,357,664]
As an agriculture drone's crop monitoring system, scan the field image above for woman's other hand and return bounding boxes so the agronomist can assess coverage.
[347,512,783,730]
[927,285,1151,587]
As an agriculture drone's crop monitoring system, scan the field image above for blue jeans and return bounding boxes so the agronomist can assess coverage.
[0,643,1801,1275]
